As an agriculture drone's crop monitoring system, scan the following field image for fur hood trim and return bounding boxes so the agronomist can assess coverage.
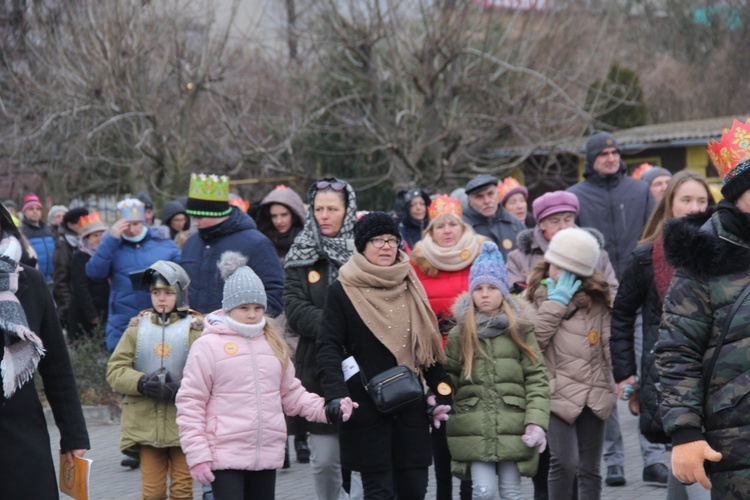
[516,226,606,255]
[663,210,750,279]
[451,292,535,332]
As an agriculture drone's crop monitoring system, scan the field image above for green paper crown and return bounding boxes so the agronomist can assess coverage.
[189,173,230,202]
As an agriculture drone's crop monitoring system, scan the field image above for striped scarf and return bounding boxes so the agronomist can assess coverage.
[0,235,45,398]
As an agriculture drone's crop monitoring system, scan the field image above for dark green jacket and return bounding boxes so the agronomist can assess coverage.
[657,208,750,477]
[444,294,549,477]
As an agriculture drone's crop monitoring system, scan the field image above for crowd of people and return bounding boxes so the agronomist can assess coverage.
[3,121,750,500]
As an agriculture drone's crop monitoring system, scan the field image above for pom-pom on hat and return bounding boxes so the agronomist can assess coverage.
[532,191,579,221]
[353,211,400,253]
[497,177,528,206]
[218,251,267,311]
[79,212,108,238]
[22,193,43,212]
[469,241,510,298]
[707,119,750,202]
[428,195,462,220]
[544,227,600,278]
[117,198,146,222]
[186,173,232,218]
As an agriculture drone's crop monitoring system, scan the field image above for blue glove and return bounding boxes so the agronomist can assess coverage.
[546,270,581,306]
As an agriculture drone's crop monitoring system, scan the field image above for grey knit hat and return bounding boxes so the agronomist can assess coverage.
[218,251,267,311]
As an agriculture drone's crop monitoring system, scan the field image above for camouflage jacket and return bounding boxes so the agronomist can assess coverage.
[656,208,750,475]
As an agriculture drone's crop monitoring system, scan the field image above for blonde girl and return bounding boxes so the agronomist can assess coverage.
[444,241,549,500]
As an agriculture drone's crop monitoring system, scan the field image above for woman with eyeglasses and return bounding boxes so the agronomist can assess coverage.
[284,177,361,499]
[317,211,453,499]
[397,188,431,252]
[408,195,485,500]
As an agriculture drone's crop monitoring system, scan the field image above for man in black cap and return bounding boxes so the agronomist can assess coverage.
[567,131,663,487]
[462,174,525,259]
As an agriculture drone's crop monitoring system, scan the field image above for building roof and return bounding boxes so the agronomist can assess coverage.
[613,114,750,150]
[489,114,750,158]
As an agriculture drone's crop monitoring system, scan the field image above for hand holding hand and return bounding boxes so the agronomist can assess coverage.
[426,394,451,429]
[546,270,582,306]
[325,398,345,424]
[617,375,639,401]
[190,462,215,485]
[671,440,722,490]
[339,397,359,422]
[521,424,547,452]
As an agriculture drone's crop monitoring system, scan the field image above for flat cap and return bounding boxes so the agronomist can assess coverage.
[465,174,499,195]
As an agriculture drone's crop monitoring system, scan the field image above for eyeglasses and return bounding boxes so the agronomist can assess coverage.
[369,237,400,249]
[316,180,347,191]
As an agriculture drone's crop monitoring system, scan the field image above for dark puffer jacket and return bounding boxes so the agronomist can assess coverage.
[656,208,750,486]
[566,164,654,280]
[610,242,667,443]
[181,207,284,316]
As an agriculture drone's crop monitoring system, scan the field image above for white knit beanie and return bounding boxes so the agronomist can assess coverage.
[544,228,600,278]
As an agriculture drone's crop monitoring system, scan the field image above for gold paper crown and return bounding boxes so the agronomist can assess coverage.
[79,212,103,228]
[707,119,750,178]
[428,195,462,220]
[631,163,653,180]
[497,177,526,202]
[189,173,230,202]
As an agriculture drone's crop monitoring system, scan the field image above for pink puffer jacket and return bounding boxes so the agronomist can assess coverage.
[176,311,327,471]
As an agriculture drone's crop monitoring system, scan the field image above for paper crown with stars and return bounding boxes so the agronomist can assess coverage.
[186,173,232,217]
[707,119,750,202]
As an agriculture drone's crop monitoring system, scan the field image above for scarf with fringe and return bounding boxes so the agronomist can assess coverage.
[338,250,444,371]
[0,235,45,398]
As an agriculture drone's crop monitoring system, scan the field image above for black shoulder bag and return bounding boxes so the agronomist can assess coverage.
[360,364,423,415]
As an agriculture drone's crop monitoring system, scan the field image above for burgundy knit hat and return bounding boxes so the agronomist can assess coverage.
[22,193,43,212]
[532,191,579,221]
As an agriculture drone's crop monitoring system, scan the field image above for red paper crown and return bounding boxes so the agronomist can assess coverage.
[631,163,653,180]
[428,195,462,220]
[79,212,104,229]
[228,196,250,213]
[707,119,750,178]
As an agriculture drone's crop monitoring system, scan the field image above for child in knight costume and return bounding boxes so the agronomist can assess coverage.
[106,260,203,500]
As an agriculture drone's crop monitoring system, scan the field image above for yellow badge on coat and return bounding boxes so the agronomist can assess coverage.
[155,343,170,359]
[437,382,453,396]
[308,270,321,283]
[588,330,599,345]
[502,238,513,250]
[459,249,471,261]
[224,342,239,355]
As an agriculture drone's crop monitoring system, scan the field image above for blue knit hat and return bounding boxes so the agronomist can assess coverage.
[469,241,510,298]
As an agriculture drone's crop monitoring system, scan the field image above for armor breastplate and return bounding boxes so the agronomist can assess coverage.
[133,314,191,382]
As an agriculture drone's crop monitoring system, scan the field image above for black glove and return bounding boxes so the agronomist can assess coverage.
[141,370,179,402]
[137,369,162,396]
[325,398,344,424]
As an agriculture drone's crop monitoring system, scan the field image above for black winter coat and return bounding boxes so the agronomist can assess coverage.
[610,242,668,443]
[68,251,110,341]
[284,258,339,434]
[0,264,90,499]
[317,281,452,473]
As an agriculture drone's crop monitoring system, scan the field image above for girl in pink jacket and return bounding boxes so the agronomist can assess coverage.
[176,252,355,499]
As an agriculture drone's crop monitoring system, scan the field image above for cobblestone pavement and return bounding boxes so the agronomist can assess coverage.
[49,400,671,499]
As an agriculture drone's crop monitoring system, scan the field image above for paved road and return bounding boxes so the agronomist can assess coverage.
[49,400,672,499]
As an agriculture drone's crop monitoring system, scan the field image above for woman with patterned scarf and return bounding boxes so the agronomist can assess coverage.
[0,201,89,499]
[316,211,453,499]
[284,177,359,499]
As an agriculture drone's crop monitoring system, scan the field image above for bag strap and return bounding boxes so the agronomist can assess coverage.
[703,281,750,396]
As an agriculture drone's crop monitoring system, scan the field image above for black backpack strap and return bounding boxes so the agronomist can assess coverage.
[703,282,750,396]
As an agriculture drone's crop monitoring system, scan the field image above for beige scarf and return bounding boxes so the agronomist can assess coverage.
[419,228,483,271]
[338,250,444,371]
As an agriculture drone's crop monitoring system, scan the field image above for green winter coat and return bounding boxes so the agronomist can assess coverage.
[106,310,203,457]
[444,294,550,478]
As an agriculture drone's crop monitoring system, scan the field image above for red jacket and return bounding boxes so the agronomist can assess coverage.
[411,264,471,348]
